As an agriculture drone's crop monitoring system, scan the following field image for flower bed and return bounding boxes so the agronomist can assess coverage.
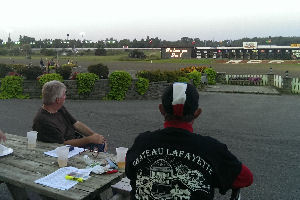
[228,76,262,85]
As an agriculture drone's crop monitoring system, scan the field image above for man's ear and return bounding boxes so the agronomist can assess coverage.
[159,104,166,116]
[193,108,202,119]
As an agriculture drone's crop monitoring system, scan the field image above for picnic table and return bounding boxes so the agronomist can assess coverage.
[0,133,125,200]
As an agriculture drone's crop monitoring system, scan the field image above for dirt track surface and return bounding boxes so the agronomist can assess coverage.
[104,62,300,78]
[1,57,300,77]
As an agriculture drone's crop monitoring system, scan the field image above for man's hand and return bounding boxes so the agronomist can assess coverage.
[87,134,105,144]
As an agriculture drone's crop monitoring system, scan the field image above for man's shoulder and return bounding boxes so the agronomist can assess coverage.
[33,108,58,124]
[33,108,46,120]
[136,129,160,138]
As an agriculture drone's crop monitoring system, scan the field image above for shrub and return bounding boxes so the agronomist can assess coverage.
[19,65,43,80]
[95,48,107,56]
[187,70,202,88]
[38,73,63,86]
[7,72,20,76]
[40,48,56,56]
[107,71,132,100]
[0,48,8,55]
[0,64,13,78]
[76,73,99,95]
[129,50,146,59]
[180,66,208,73]
[136,70,164,82]
[147,54,160,60]
[87,63,109,79]
[136,70,186,83]
[163,71,186,83]
[9,64,26,74]
[56,65,73,80]
[8,47,21,56]
[0,76,28,99]
[177,76,190,83]
[136,77,149,95]
[203,68,217,85]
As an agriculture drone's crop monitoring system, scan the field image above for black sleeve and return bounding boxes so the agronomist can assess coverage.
[212,143,242,195]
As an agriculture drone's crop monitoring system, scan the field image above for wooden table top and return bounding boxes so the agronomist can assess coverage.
[0,133,124,200]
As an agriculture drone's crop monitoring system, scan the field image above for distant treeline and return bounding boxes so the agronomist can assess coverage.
[1,35,300,49]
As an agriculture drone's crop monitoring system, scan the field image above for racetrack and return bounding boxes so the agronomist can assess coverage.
[1,57,300,77]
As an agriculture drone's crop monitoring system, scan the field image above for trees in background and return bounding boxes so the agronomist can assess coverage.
[0,35,299,51]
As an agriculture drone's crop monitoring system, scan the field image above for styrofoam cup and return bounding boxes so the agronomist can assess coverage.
[27,131,37,149]
[56,146,69,167]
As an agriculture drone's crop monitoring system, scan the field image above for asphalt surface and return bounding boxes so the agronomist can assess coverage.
[0,92,300,200]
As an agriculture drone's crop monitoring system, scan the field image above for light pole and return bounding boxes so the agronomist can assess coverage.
[67,34,70,49]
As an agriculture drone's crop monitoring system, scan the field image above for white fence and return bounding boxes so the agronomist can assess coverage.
[274,75,283,88]
[224,73,300,93]
[292,78,300,93]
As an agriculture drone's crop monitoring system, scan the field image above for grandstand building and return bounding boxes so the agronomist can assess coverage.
[161,43,300,60]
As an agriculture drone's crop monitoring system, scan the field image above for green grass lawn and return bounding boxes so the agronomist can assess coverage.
[0,54,214,65]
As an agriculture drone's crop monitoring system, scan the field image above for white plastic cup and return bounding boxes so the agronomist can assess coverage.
[27,131,38,149]
[116,147,128,169]
[56,146,69,167]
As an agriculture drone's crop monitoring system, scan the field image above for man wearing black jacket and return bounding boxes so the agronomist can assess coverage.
[125,82,253,200]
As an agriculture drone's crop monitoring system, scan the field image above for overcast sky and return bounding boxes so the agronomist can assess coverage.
[1,0,299,42]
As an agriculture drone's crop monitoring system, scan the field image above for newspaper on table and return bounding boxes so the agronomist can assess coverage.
[44,146,84,158]
[34,167,92,190]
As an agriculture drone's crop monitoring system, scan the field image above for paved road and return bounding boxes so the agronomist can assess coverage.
[0,92,299,199]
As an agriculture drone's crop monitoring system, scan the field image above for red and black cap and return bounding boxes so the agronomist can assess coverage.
[162,82,199,117]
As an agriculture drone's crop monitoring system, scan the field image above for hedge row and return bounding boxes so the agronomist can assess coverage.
[0,63,109,81]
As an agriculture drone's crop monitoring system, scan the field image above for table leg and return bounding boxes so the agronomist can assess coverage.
[6,183,28,200]
[39,194,56,200]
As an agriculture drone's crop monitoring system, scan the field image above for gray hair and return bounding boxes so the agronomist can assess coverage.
[42,81,66,105]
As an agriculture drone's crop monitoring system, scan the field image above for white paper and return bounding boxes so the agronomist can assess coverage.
[44,146,84,158]
[35,167,79,190]
[0,144,13,157]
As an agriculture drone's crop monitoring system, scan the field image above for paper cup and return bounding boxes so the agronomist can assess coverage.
[27,131,37,149]
[56,146,69,167]
[116,147,128,169]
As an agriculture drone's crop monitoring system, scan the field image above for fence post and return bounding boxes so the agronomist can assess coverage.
[267,67,274,86]
[282,71,292,93]
[216,72,226,84]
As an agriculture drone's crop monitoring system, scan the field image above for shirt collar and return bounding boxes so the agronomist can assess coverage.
[164,120,193,133]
